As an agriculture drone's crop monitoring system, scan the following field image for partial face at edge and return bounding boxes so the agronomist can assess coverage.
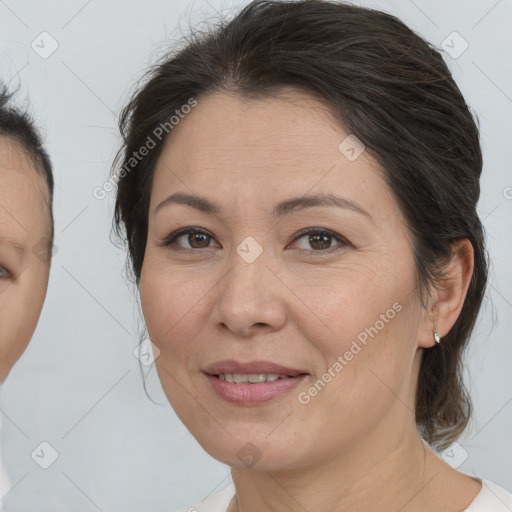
[0,136,52,381]
[139,89,429,471]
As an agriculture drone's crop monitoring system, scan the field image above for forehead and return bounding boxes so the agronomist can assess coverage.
[0,136,48,188]
[166,89,341,156]
[0,135,32,168]
[0,136,50,242]
[153,90,355,188]
[151,90,401,222]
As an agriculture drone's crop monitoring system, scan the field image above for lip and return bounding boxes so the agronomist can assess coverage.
[205,373,308,405]
[203,359,309,406]
[203,359,307,377]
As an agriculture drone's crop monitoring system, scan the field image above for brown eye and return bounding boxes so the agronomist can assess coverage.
[162,228,220,251]
[308,233,332,250]
[291,228,349,252]
[186,232,211,249]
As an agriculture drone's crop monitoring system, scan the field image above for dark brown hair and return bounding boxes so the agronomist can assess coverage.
[113,0,488,450]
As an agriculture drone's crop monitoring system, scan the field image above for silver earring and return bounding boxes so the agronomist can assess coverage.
[434,329,441,344]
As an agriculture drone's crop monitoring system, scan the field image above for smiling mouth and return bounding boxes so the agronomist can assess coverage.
[203,359,310,404]
[213,373,307,383]
[205,371,309,405]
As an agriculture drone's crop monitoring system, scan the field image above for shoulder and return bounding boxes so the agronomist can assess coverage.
[464,479,512,511]
[172,483,236,512]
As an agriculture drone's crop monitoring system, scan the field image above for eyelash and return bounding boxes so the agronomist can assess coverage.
[160,227,350,254]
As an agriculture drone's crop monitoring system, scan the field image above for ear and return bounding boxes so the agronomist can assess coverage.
[418,239,474,348]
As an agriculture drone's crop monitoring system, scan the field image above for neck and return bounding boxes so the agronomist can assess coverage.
[229,419,444,512]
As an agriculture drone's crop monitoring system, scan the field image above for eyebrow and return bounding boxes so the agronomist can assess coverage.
[0,236,25,256]
[155,192,372,220]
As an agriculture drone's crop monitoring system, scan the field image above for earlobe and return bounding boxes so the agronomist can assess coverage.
[418,239,474,349]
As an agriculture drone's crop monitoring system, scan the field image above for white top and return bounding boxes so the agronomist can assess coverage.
[174,479,512,512]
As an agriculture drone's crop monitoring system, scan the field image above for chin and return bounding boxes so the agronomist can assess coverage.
[197,433,304,472]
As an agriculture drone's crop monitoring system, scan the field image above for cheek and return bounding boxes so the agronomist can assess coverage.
[302,261,419,410]
[0,265,49,378]
[139,255,211,361]
[294,259,406,356]
[139,257,213,424]
[20,265,49,336]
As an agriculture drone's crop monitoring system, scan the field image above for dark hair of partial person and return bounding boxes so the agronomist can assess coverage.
[112,0,489,450]
[0,83,54,241]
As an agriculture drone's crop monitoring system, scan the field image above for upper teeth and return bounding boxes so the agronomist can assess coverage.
[218,373,290,383]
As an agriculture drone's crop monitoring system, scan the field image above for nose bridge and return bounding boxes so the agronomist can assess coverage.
[224,236,270,303]
[214,235,286,334]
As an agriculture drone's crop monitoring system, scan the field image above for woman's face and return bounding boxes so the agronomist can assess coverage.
[140,90,435,471]
[0,137,52,381]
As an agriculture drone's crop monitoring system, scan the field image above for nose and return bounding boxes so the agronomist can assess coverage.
[213,244,287,337]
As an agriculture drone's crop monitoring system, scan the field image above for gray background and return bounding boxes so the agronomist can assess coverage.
[0,0,511,510]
